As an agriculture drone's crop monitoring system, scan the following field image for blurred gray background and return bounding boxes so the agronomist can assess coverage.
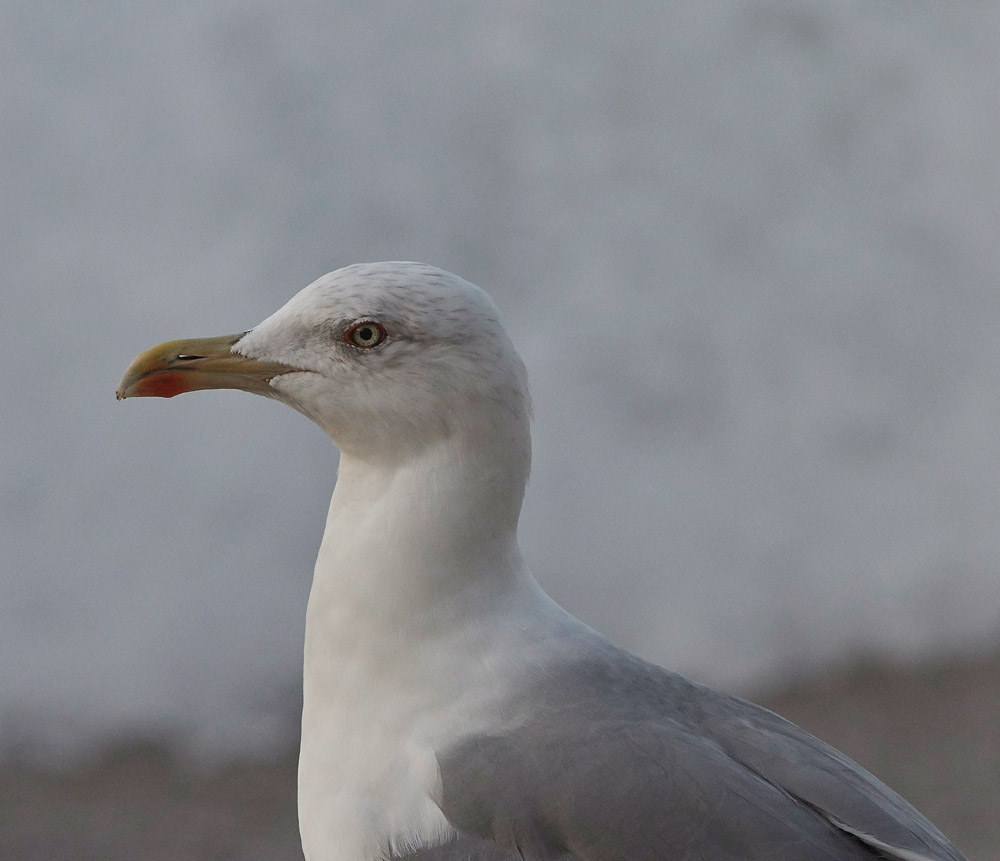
[2,2,998,858]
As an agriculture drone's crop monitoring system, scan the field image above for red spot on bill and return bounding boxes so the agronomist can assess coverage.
[134,371,190,398]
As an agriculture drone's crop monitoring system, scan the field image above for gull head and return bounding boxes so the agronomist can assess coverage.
[117,262,531,462]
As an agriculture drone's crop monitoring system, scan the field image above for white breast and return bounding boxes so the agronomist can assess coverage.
[297,636,464,860]
[296,487,564,861]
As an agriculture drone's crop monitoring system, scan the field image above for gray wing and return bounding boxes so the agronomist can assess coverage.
[704,702,966,860]
[419,636,967,860]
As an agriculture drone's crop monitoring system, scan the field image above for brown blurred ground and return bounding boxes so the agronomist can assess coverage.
[2,651,996,860]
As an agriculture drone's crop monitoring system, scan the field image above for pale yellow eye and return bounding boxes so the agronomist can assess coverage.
[345,321,386,349]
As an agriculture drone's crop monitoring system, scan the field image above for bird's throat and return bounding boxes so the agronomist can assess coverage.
[313,434,530,633]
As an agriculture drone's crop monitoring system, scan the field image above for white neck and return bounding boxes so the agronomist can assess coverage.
[325,428,527,608]
[297,418,545,860]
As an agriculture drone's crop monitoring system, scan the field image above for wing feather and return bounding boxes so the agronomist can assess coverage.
[428,639,968,861]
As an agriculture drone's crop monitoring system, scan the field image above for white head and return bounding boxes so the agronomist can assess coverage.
[118,262,532,469]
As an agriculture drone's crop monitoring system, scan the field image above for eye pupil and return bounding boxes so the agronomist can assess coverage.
[359,327,372,341]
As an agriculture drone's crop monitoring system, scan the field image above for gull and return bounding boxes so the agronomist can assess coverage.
[118,262,967,860]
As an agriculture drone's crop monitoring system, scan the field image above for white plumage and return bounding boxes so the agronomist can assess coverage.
[119,262,967,861]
